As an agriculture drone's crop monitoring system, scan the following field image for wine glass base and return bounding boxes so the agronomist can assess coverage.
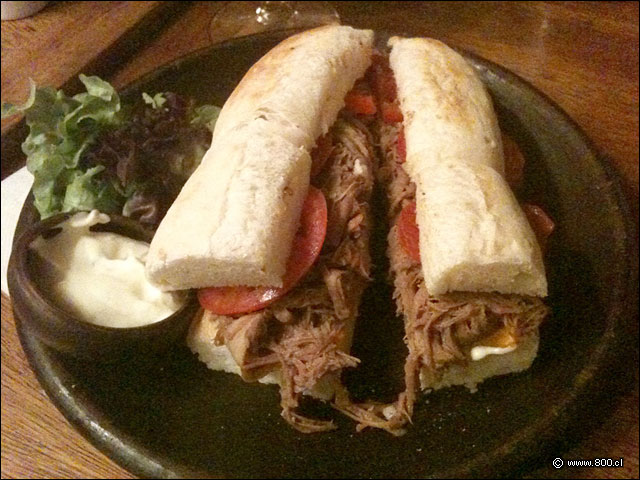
[209,1,340,45]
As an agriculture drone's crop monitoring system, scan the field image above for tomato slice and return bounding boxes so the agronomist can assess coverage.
[502,132,526,190]
[396,127,406,163]
[522,203,555,254]
[344,90,377,116]
[370,55,402,124]
[381,101,403,124]
[310,132,333,177]
[198,186,328,315]
[397,202,421,263]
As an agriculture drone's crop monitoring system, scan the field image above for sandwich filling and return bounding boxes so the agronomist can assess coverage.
[374,117,549,431]
[339,55,550,434]
[196,115,376,432]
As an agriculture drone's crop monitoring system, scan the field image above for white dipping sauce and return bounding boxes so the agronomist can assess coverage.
[470,344,517,361]
[30,210,184,328]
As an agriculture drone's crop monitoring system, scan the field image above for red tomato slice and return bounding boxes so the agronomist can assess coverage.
[344,90,377,116]
[396,127,406,163]
[198,187,328,315]
[381,101,403,124]
[397,202,421,263]
[502,132,526,190]
[310,132,333,177]
[522,203,555,254]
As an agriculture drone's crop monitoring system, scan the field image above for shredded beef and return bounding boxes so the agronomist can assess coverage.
[377,124,415,218]
[206,115,375,432]
[272,318,360,394]
[342,118,549,434]
[387,226,548,408]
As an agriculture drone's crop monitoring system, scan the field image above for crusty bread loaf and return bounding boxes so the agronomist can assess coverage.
[413,160,548,296]
[146,26,374,290]
[213,26,375,147]
[388,36,504,176]
[388,37,547,297]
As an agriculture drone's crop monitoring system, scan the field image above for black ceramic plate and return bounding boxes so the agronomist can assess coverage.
[9,31,637,478]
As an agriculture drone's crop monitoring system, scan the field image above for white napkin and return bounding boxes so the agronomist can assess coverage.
[1,166,34,296]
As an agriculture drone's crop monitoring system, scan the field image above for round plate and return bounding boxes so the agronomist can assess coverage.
[9,30,638,478]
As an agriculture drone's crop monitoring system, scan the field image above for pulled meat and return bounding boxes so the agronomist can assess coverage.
[206,115,375,433]
[387,225,548,422]
[347,118,549,434]
[377,124,414,217]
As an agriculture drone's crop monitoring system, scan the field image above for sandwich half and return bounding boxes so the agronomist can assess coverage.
[147,26,373,290]
[146,26,377,432]
[366,37,551,430]
[188,115,376,432]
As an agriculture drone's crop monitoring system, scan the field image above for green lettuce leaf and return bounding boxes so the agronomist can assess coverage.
[142,92,167,109]
[2,75,124,219]
[2,75,219,224]
[62,166,122,214]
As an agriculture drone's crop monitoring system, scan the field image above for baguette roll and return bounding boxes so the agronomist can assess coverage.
[188,115,377,432]
[388,36,547,297]
[413,160,547,296]
[352,37,551,434]
[149,122,310,290]
[146,26,374,290]
[213,27,375,146]
[388,36,504,176]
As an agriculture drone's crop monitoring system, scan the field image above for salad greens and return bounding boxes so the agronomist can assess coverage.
[2,75,220,226]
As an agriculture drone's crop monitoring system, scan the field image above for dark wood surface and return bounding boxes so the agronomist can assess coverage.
[2,2,638,478]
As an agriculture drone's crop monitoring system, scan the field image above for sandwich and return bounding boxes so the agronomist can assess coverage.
[343,37,553,432]
[146,26,378,432]
[146,29,555,434]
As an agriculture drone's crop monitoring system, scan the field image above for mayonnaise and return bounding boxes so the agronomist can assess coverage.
[470,344,517,361]
[470,327,517,361]
[30,210,185,328]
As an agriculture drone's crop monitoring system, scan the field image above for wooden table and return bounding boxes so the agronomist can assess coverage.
[2,2,638,478]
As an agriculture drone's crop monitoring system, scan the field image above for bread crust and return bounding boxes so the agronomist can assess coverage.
[389,37,504,175]
[146,26,374,290]
[388,37,547,297]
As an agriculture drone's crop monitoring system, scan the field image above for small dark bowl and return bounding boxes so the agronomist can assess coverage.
[7,212,199,362]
